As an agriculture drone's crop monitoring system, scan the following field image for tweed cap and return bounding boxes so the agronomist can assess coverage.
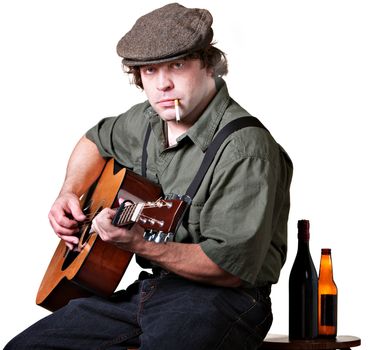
[117,3,213,66]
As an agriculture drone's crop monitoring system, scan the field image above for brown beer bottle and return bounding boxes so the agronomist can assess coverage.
[318,248,338,338]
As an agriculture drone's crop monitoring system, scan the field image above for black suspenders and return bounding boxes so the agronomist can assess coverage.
[141,116,268,200]
[141,124,152,179]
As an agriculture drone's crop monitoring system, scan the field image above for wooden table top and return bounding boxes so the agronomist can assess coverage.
[260,334,361,349]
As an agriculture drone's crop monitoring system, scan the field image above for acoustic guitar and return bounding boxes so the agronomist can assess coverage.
[36,158,190,312]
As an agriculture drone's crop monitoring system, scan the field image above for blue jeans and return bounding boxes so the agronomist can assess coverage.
[5,271,272,349]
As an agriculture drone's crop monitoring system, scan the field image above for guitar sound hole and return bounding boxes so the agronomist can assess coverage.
[60,207,102,271]
[61,248,79,271]
[80,222,93,246]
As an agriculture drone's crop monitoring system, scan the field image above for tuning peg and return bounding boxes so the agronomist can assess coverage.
[154,232,164,243]
[164,232,174,243]
[143,230,154,240]
[148,234,155,242]
[143,230,174,244]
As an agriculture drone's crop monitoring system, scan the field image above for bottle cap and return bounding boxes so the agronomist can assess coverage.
[297,219,310,241]
[321,248,331,254]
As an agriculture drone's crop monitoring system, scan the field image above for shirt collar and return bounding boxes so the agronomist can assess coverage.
[185,79,230,151]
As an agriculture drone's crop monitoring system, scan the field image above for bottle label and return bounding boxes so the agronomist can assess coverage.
[320,294,337,326]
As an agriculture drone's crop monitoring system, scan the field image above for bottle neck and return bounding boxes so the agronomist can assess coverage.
[297,219,311,254]
[297,238,310,251]
[319,254,334,279]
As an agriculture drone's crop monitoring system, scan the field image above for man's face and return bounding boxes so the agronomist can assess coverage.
[139,59,216,125]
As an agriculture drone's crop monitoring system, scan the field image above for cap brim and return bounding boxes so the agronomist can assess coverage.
[121,52,190,67]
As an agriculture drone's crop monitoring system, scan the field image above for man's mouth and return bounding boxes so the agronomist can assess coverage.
[157,99,178,107]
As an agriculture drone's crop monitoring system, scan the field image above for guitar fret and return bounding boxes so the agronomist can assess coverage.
[119,204,135,225]
[131,203,144,221]
[127,205,136,222]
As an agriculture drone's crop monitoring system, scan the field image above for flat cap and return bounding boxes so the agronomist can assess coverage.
[117,3,213,66]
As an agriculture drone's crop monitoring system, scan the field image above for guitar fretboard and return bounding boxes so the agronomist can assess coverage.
[114,202,144,226]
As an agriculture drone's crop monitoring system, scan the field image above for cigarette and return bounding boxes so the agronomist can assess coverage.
[174,99,181,122]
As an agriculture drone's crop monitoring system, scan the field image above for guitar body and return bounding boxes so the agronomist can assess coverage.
[36,159,162,312]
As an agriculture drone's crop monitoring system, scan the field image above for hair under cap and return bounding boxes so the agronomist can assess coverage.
[116,3,213,66]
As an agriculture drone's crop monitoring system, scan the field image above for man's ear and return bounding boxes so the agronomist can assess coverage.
[206,67,215,77]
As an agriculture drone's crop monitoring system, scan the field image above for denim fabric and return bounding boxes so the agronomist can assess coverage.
[5,271,272,350]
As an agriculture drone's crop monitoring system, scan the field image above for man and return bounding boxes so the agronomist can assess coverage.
[5,3,293,349]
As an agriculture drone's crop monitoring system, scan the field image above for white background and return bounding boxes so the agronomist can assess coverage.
[0,0,368,348]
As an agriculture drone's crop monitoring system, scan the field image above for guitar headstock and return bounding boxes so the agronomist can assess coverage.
[112,194,191,243]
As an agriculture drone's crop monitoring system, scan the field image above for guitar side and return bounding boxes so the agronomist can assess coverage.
[36,159,162,312]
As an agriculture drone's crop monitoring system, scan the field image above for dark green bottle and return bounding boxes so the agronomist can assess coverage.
[289,219,318,339]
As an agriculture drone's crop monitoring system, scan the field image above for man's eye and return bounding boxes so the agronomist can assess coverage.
[142,66,155,74]
[172,62,184,69]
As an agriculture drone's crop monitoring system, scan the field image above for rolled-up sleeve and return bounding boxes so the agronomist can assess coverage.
[85,102,150,168]
[199,153,280,285]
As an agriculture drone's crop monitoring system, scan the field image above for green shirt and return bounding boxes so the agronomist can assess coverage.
[86,80,293,287]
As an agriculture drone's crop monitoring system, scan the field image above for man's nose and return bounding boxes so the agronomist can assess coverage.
[156,70,174,91]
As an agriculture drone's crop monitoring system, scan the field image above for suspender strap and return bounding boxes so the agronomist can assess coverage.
[185,116,267,199]
[141,123,152,177]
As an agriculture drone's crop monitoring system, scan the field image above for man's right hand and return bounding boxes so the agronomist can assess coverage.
[48,193,86,250]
